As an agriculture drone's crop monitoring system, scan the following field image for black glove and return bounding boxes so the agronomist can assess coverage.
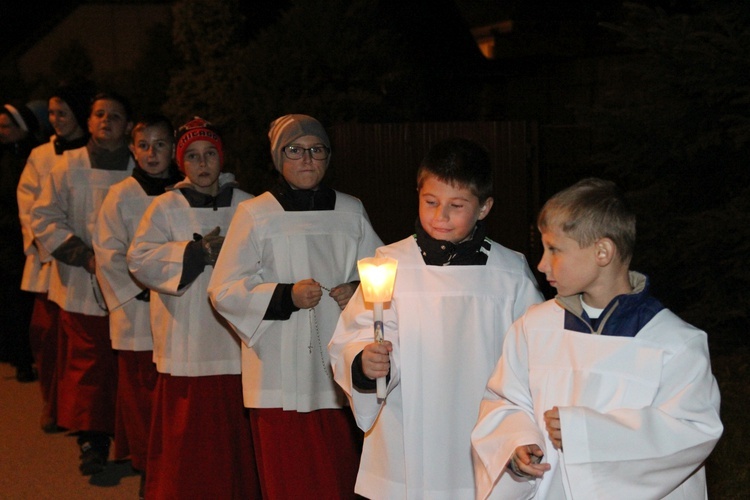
[134,288,150,302]
[195,226,224,266]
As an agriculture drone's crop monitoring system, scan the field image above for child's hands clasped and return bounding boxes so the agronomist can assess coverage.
[544,406,563,450]
[361,341,392,380]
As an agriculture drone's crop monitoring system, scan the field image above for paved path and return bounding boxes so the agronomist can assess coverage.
[0,362,140,499]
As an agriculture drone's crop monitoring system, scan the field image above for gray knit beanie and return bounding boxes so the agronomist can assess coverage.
[268,114,330,171]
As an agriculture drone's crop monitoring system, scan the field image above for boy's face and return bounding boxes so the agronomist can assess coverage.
[280,135,328,190]
[182,140,221,194]
[130,125,174,179]
[537,225,602,298]
[88,98,132,147]
[418,174,492,244]
[48,97,82,140]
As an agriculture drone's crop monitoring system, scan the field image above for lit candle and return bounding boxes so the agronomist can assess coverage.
[357,257,398,399]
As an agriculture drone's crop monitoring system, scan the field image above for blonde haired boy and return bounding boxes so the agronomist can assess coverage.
[471,177,723,499]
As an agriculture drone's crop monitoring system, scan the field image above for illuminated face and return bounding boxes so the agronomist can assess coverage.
[130,124,174,179]
[0,112,24,144]
[48,97,84,141]
[418,174,492,244]
[182,140,221,195]
[87,98,131,148]
[280,135,329,190]
[537,225,602,299]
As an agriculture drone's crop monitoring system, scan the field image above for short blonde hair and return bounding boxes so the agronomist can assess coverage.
[537,178,636,263]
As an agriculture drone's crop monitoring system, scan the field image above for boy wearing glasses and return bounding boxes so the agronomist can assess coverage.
[208,114,383,498]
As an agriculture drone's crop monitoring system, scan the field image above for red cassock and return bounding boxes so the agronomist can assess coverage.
[55,311,117,434]
[145,373,260,499]
[112,350,157,470]
[28,292,60,426]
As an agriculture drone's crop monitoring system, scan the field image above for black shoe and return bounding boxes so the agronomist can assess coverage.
[78,437,110,475]
[139,472,146,500]
[41,420,64,434]
[16,366,38,383]
[40,407,64,433]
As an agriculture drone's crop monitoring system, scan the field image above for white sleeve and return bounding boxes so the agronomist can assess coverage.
[471,318,545,500]
[328,276,401,432]
[30,162,75,257]
[127,198,189,296]
[93,188,146,310]
[17,155,43,257]
[512,255,545,320]
[207,203,277,347]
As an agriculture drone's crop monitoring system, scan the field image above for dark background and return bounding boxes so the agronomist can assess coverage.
[1,1,747,496]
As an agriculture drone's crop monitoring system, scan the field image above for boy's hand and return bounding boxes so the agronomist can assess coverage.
[85,254,97,274]
[544,407,563,450]
[509,444,549,478]
[329,282,357,310]
[292,279,323,309]
[361,341,392,380]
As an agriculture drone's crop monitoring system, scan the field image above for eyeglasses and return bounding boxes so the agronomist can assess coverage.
[282,145,330,160]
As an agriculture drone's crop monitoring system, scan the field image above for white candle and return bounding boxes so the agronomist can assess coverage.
[357,257,398,399]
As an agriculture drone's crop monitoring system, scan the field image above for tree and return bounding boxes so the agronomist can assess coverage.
[589,0,750,343]
[162,0,481,194]
[231,0,431,193]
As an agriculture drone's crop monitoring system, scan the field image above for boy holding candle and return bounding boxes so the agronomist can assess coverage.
[328,137,544,499]
[470,178,723,499]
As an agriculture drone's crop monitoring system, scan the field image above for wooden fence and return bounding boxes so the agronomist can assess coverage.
[327,121,540,260]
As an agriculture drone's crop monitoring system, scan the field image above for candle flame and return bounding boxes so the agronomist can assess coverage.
[357,257,398,303]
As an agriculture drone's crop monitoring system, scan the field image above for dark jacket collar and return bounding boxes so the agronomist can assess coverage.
[132,164,183,196]
[53,135,88,155]
[172,173,239,209]
[414,218,490,266]
[558,271,665,337]
[269,177,336,211]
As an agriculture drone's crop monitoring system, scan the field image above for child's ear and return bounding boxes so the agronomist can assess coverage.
[595,238,616,266]
[477,197,494,220]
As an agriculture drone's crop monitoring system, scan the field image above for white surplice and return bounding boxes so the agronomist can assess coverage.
[93,176,155,351]
[207,191,383,412]
[31,147,134,315]
[127,175,251,376]
[471,300,723,500]
[328,235,544,500]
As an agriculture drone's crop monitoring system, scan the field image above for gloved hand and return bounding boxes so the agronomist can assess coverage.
[199,226,224,265]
